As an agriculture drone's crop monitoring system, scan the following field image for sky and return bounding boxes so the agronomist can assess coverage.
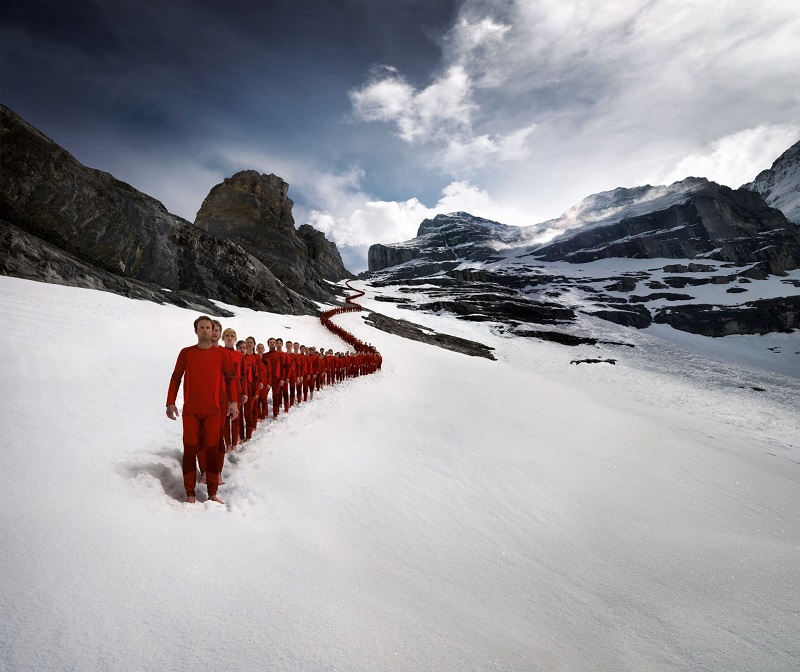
[2,0,800,271]
[1,273,799,670]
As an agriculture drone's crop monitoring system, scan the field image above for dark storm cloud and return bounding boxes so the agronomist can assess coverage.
[1,0,460,218]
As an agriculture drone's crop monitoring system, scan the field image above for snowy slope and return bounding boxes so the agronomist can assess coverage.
[1,276,799,672]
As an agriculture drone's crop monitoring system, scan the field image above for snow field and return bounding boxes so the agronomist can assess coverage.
[1,275,798,671]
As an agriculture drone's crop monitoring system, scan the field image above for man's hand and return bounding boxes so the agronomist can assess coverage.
[228,401,239,420]
[166,404,179,420]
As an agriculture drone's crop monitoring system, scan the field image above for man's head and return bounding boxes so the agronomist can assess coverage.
[293,343,300,353]
[268,337,276,350]
[211,320,222,344]
[285,340,293,352]
[194,316,214,344]
[193,315,214,333]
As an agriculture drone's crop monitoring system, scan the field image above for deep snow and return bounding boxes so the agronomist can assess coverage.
[1,275,798,672]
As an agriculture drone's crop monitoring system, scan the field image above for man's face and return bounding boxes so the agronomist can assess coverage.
[293,343,300,353]
[285,341,293,352]
[212,324,221,343]
[223,333,236,348]
[256,344,265,355]
[195,319,213,342]
[268,338,276,350]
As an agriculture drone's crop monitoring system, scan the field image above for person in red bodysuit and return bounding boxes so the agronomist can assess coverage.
[284,340,298,407]
[235,340,248,444]
[275,338,291,413]
[221,328,244,452]
[263,337,285,419]
[166,316,239,504]
[293,342,305,404]
[199,320,233,486]
[242,336,262,441]
[255,343,272,421]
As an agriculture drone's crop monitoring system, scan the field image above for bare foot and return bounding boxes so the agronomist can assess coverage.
[187,496,196,504]
[209,495,225,505]
[199,472,207,485]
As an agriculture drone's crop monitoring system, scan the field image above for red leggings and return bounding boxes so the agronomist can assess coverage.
[258,391,269,420]
[271,381,282,417]
[243,396,257,440]
[288,376,297,406]
[182,412,221,498]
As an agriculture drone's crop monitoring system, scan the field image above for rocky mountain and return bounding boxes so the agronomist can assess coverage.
[194,171,352,303]
[741,140,800,224]
[366,155,800,338]
[0,105,349,315]
[529,178,799,275]
[369,212,524,274]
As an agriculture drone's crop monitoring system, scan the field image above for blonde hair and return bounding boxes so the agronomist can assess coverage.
[222,328,237,338]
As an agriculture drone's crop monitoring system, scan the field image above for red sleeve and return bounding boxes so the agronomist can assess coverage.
[221,348,239,404]
[166,347,189,406]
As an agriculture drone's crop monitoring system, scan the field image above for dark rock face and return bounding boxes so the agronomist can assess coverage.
[368,244,419,273]
[194,171,352,302]
[296,223,353,284]
[0,105,318,315]
[361,311,496,359]
[1,219,233,315]
[532,179,800,276]
[654,296,800,336]
[585,307,652,329]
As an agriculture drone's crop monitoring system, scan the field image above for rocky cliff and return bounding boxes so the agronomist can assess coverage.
[530,178,800,275]
[0,105,347,315]
[194,171,352,302]
[741,140,800,224]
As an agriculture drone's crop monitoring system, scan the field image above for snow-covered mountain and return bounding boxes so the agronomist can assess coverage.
[741,139,800,224]
[367,147,800,339]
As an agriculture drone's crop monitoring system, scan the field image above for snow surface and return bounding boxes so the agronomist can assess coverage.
[1,275,799,672]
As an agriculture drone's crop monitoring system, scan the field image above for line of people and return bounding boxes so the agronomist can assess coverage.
[165,287,382,504]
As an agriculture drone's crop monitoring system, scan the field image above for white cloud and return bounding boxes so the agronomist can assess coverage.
[349,14,536,171]
[306,179,533,268]
[347,0,800,224]
[649,124,800,188]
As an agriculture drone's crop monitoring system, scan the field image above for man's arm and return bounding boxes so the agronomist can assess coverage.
[166,348,187,420]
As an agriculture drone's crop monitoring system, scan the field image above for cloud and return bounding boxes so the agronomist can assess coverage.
[348,0,800,223]
[349,13,536,171]
[305,179,533,271]
[647,124,800,188]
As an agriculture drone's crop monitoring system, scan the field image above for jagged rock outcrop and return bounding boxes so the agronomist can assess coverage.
[194,171,352,302]
[368,244,419,273]
[654,295,800,336]
[296,223,353,284]
[0,104,317,315]
[531,178,800,275]
[741,140,800,224]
